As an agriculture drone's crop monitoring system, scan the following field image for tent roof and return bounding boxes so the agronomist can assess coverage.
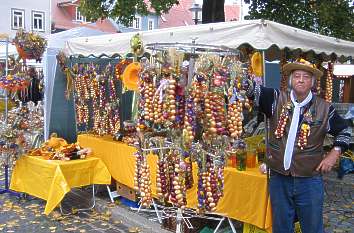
[48,26,108,49]
[64,19,354,62]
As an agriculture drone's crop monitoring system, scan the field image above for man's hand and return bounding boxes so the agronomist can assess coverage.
[316,149,341,173]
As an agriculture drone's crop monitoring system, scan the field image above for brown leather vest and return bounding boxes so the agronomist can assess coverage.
[266,92,330,177]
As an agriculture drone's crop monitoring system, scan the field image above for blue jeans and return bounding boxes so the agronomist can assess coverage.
[269,171,324,233]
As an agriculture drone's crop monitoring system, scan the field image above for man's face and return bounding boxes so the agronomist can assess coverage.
[291,70,313,97]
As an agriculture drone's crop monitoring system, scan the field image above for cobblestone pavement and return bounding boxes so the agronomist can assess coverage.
[0,169,353,233]
[0,166,151,233]
[323,172,354,233]
[0,189,142,233]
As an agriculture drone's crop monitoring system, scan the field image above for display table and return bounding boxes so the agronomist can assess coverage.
[10,155,111,215]
[78,134,272,231]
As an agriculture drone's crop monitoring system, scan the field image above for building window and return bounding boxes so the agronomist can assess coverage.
[11,9,25,30]
[128,16,141,30]
[75,7,86,22]
[148,19,154,30]
[134,16,141,29]
[32,11,44,31]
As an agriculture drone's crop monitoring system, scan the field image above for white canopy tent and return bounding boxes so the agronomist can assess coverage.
[64,19,354,61]
[44,27,108,140]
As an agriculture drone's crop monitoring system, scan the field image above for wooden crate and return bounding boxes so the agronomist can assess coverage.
[115,181,136,201]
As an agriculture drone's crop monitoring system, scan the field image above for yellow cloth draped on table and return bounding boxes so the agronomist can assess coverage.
[10,155,111,215]
[77,134,272,231]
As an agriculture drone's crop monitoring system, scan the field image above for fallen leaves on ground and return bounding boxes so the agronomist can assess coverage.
[114,220,122,224]
[71,208,78,215]
[128,226,141,232]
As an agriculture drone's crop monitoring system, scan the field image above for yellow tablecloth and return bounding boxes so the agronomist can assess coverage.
[10,155,111,215]
[78,134,272,231]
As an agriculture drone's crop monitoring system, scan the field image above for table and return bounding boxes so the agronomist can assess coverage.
[10,155,111,215]
[78,134,272,231]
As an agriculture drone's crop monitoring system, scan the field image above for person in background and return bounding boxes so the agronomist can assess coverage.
[245,59,350,233]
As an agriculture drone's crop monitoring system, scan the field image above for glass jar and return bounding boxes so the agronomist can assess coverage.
[246,148,257,168]
[227,150,237,168]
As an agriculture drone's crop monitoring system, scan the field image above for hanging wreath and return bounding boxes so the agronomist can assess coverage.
[13,29,47,62]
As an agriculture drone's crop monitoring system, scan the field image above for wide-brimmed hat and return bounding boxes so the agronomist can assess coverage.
[283,59,323,79]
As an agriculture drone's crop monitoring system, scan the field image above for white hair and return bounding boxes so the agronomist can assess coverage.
[288,73,315,89]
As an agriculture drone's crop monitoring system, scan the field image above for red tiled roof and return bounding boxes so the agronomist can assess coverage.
[159,0,194,28]
[52,0,118,33]
[158,1,241,28]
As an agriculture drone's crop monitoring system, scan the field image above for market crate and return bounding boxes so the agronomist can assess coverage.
[115,181,137,202]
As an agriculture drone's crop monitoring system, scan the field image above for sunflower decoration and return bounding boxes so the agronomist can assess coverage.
[115,59,131,80]
[251,52,263,77]
[122,62,141,91]
[13,29,47,62]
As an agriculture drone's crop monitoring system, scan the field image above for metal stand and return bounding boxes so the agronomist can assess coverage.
[0,149,22,197]
[107,185,119,203]
[0,164,22,197]
[131,199,163,224]
[59,184,96,215]
[130,141,176,224]
[213,216,237,233]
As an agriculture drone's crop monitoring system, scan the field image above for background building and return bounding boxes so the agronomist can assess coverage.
[117,14,159,33]
[0,0,51,38]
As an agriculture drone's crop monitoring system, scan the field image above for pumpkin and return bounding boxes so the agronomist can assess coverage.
[45,134,68,149]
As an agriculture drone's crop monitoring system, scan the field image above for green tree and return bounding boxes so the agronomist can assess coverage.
[78,0,179,26]
[78,0,226,26]
[245,0,354,41]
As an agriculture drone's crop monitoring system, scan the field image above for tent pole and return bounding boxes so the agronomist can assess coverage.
[262,50,266,87]
[5,37,8,125]
[261,50,269,155]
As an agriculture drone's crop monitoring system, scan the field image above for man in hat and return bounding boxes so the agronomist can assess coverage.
[245,59,350,233]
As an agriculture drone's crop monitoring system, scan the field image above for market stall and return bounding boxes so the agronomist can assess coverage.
[0,31,46,196]
[43,27,108,142]
[60,19,354,232]
[1,29,113,217]
[78,134,272,230]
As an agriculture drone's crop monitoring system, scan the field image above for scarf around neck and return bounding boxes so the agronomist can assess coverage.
[283,90,313,170]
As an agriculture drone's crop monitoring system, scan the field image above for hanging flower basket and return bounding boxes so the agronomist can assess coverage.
[13,29,47,62]
[0,74,30,92]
